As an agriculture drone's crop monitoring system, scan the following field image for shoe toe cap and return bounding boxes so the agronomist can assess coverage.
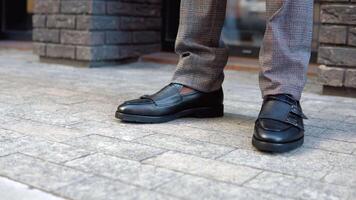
[254,120,303,143]
[117,99,152,115]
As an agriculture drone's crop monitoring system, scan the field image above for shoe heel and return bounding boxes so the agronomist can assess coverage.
[192,105,224,118]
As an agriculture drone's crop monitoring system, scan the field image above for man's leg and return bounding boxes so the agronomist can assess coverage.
[259,0,314,100]
[253,0,313,152]
[116,0,228,123]
[172,0,228,93]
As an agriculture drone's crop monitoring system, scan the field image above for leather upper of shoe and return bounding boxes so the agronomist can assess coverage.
[254,94,307,143]
[117,83,223,116]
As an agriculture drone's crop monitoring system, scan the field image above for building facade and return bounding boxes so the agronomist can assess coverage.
[318,0,356,96]
[32,0,161,67]
[3,0,356,96]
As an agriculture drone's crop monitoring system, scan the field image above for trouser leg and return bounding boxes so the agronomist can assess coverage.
[259,0,314,100]
[171,0,228,92]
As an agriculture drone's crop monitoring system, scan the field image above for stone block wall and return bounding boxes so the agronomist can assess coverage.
[318,0,356,95]
[32,0,162,67]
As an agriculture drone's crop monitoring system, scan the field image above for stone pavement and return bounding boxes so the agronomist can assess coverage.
[0,49,355,200]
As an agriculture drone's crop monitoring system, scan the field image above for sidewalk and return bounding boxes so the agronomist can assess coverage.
[0,49,355,200]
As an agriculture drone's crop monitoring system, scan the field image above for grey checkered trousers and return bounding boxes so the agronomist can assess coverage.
[171,0,314,100]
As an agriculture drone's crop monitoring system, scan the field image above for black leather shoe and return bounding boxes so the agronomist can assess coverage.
[116,83,224,123]
[252,94,307,153]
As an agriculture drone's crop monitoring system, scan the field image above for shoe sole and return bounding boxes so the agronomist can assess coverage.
[252,135,304,153]
[115,105,224,123]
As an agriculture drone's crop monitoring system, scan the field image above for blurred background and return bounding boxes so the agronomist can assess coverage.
[0,0,354,96]
[0,0,320,58]
[0,0,33,40]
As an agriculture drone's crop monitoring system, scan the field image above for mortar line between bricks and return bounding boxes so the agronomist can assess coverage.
[142,158,257,188]
[14,149,314,198]
[4,128,356,180]
[1,116,84,131]
[54,171,187,200]
[242,185,299,200]
[240,170,265,186]
[242,171,354,197]
[50,131,177,162]
[149,172,186,191]
[212,148,239,160]
[319,166,336,182]
[140,150,354,191]
[2,113,356,157]
[153,172,298,200]
[56,165,187,200]
[133,123,356,157]
[213,156,334,184]
[12,152,180,195]
[184,123,254,138]
[14,143,356,190]
[0,165,293,200]
[5,114,83,127]
[131,132,240,151]
[138,149,169,163]
[60,152,96,165]
[304,133,356,144]
[61,133,233,164]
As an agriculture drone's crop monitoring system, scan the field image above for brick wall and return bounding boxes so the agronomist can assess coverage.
[318,0,356,95]
[32,0,162,67]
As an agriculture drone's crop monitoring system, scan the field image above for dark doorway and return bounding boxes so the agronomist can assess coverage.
[161,0,180,51]
[0,0,32,40]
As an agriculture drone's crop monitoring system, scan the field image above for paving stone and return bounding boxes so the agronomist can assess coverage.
[0,176,65,200]
[245,171,352,200]
[0,92,34,105]
[4,120,87,142]
[19,140,91,163]
[308,128,356,143]
[224,100,261,117]
[218,148,333,179]
[1,49,356,199]
[143,151,261,185]
[305,118,356,132]
[35,87,80,97]
[305,125,326,136]
[26,94,88,106]
[155,174,288,200]
[323,106,356,118]
[0,136,45,156]
[324,168,356,187]
[55,176,178,200]
[304,135,356,154]
[65,135,166,161]
[64,100,116,116]
[292,147,356,170]
[135,134,235,159]
[65,153,182,189]
[136,123,253,150]
[0,153,90,191]
[345,116,356,124]
[307,110,348,122]
[348,191,356,200]
[0,128,23,142]
[54,176,135,200]
[123,189,181,200]
[70,120,154,141]
[6,102,82,126]
[174,113,254,136]
[70,110,112,122]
